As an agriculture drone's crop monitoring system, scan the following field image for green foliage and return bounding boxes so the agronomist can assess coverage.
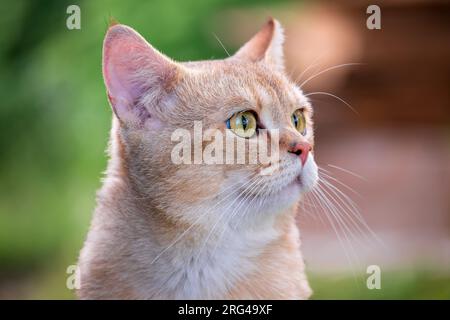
[310,270,450,300]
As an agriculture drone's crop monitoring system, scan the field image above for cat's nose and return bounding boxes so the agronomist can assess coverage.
[288,142,312,166]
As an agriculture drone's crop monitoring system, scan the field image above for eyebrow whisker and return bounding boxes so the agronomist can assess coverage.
[305,91,359,115]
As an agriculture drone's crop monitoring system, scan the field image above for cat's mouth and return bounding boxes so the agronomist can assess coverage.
[235,156,318,204]
[265,161,318,196]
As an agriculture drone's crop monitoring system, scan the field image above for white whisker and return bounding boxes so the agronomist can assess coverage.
[318,168,363,198]
[319,172,385,247]
[295,53,326,84]
[310,188,361,284]
[305,91,359,115]
[327,164,368,182]
[210,178,268,259]
[303,193,326,226]
[298,62,363,89]
[151,170,259,264]
[212,33,230,57]
[317,179,371,248]
[195,172,267,262]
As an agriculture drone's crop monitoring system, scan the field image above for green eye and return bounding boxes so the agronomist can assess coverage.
[292,109,307,135]
[226,111,257,138]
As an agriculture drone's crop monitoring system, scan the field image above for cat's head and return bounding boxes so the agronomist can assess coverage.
[102,19,318,226]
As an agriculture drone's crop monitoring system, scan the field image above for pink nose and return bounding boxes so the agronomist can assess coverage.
[288,142,312,166]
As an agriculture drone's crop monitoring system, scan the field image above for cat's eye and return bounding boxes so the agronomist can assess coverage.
[226,111,257,138]
[291,109,307,135]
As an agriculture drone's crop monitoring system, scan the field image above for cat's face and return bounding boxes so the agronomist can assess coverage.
[103,19,318,227]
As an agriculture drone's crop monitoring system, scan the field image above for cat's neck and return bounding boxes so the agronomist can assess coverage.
[95,177,310,299]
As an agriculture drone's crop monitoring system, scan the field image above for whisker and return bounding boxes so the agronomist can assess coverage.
[194,172,269,262]
[303,192,326,226]
[310,188,361,284]
[315,183,363,248]
[212,32,230,57]
[210,178,268,259]
[314,185,365,287]
[305,91,359,115]
[151,170,260,264]
[299,197,319,220]
[319,173,385,247]
[327,164,368,182]
[232,177,269,229]
[294,53,326,84]
[319,175,366,226]
[317,179,372,248]
[298,62,363,89]
[318,168,363,198]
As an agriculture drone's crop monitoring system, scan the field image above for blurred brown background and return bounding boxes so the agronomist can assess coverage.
[220,0,450,278]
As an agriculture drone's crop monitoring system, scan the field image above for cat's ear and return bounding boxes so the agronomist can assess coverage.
[103,24,182,125]
[233,18,285,73]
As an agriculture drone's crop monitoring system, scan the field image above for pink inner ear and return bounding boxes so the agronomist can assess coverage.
[102,25,177,121]
[104,30,151,108]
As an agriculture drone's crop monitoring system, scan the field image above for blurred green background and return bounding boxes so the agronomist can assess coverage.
[0,0,449,299]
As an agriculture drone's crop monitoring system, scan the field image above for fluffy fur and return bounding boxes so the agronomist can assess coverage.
[77,18,318,299]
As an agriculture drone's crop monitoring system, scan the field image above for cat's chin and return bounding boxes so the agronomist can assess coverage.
[266,165,318,212]
[277,179,303,204]
[278,176,309,202]
[246,179,304,218]
[278,159,318,196]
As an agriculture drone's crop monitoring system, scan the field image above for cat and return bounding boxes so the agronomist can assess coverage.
[77,18,318,299]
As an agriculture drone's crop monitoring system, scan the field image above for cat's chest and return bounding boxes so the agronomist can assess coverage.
[148,226,279,299]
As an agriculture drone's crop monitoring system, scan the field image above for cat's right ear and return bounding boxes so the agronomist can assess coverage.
[233,18,285,73]
[103,24,182,126]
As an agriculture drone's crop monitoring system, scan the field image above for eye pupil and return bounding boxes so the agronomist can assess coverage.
[292,114,298,127]
[241,115,248,130]
[292,109,307,136]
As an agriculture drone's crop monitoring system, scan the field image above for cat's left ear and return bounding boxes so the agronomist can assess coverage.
[233,18,285,73]
[102,24,183,127]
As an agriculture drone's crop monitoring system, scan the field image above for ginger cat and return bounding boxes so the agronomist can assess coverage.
[77,18,318,299]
